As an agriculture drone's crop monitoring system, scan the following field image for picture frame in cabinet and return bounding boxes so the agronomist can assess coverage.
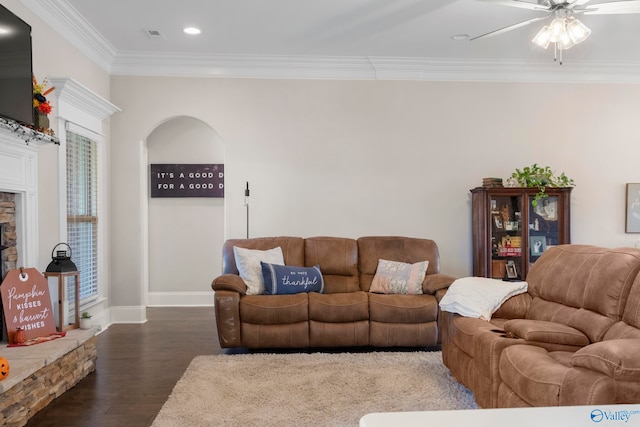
[506,260,518,279]
[530,236,546,256]
[493,214,503,229]
[534,198,558,221]
[626,183,640,233]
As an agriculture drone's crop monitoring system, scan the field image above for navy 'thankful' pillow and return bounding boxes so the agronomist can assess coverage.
[260,262,325,295]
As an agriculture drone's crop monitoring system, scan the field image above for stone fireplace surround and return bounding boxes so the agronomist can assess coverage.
[0,193,17,280]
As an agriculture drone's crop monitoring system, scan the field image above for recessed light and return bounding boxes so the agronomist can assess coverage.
[183,27,201,35]
[451,34,470,41]
[0,27,10,35]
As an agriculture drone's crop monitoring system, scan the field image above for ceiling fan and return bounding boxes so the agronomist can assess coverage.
[471,0,640,64]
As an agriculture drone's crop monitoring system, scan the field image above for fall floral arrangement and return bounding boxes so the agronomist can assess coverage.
[32,75,54,134]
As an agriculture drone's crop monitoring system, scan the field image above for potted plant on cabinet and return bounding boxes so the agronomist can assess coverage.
[80,311,92,330]
[508,163,575,207]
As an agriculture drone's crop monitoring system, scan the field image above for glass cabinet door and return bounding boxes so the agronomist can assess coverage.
[490,195,523,279]
[528,195,560,268]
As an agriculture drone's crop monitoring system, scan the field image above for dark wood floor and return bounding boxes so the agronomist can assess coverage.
[26,307,223,427]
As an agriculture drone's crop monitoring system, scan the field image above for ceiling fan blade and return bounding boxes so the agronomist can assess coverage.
[470,14,552,41]
[584,0,640,14]
[476,0,550,11]
[567,0,592,8]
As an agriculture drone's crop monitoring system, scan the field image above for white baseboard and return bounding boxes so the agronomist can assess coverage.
[109,305,148,324]
[147,291,215,307]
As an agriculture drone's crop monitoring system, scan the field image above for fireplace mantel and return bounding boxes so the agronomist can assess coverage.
[0,120,56,269]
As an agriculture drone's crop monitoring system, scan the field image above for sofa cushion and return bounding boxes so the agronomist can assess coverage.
[304,237,359,293]
[571,339,640,381]
[622,272,640,329]
[499,345,571,406]
[502,319,590,347]
[357,236,440,291]
[308,292,369,323]
[233,246,284,295]
[369,293,437,323]
[526,245,640,323]
[369,259,428,295]
[603,321,640,340]
[240,294,308,324]
[439,277,528,321]
[370,321,438,347]
[525,297,616,343]
[261,262,324,295]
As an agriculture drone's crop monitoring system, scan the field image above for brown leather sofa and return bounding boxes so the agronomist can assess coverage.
[440,244,640,408]
[211,236,455,349]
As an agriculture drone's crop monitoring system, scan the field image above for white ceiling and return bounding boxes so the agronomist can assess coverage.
[20,0,640,82]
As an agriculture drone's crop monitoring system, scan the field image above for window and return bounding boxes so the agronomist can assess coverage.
[66,130,98,303]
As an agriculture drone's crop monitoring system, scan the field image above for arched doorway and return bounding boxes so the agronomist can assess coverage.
[145,116,225,305]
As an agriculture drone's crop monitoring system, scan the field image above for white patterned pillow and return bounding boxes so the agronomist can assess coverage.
[369,259,428,295]
[233,246,284,295]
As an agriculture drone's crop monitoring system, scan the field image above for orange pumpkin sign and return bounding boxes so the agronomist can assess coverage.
[1,268,56,343]
[0,357,9,380]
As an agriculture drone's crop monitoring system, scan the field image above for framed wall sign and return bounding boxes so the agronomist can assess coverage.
[626,183,640,233]
[150,164,224,198]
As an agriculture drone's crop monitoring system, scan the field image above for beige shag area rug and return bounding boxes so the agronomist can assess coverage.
[152,351,476,427]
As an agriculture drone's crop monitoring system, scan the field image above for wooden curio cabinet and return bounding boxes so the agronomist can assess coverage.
[471,187,572,280]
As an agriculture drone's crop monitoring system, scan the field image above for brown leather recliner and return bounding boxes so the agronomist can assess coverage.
[440,244,640,408]
[212,236,456,349]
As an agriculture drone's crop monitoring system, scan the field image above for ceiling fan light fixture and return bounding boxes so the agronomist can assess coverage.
[532,25,552,49]
[566,18,591,44]
[548,17,566,43]
[557,30,576,50]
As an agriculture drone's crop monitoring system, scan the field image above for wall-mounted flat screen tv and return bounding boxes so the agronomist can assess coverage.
[0,4,33,126]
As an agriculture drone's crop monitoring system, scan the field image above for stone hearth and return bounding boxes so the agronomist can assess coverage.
[0,328,97,427]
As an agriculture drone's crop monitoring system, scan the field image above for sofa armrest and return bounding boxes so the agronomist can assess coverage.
[213,290,242,348]
[211,274,247,295]
[492,293,531,319]
[503,319,590,347]
[423,273,456,295]
[571,339,640,381]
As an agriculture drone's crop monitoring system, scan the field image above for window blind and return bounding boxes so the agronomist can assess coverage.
[66,130,98,303]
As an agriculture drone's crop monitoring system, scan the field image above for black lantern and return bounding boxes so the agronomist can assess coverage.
[44,243,80,331]
[45,243,78,273]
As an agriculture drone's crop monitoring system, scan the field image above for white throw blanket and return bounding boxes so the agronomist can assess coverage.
[439,277,528,321]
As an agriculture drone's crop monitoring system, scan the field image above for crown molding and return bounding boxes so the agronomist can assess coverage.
[21,0,640,83]
[110,52,378,80]
[49,78,120,120]
[111,52,640,83]
[20,0,116,72]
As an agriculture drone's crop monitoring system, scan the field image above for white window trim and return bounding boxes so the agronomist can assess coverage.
[51,78,120,310]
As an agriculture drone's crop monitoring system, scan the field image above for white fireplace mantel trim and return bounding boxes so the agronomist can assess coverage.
[0,124,54,270]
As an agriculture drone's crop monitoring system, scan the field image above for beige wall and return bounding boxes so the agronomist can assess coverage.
[110,76,640,310]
